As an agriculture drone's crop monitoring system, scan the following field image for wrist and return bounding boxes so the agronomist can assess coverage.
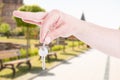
[73,20,87,37]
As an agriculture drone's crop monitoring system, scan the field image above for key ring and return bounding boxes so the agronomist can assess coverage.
[39,30,49,70]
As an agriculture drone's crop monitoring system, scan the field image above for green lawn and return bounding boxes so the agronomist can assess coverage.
[0,37,39,48]
[0,37,89,80]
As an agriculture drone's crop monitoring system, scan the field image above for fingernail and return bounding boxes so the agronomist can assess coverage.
[45,37,51,44]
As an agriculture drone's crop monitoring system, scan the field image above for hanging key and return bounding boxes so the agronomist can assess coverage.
[39,43,48,70]
[39,30,49,70]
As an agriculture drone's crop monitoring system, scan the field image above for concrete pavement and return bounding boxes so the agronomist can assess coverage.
[32,49,120,80]
[33,49,117,80]
[16,49,120,80]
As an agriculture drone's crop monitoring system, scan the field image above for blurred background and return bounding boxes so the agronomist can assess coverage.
[0,0,119,80]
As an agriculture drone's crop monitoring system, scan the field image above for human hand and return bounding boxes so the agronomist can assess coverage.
[13,10,81,44]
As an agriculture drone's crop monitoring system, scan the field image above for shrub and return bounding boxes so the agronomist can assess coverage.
[20,48,27,58]
[11,27,24,36]
[20,48,38,58]
[68,42,78,47]
[0,23,11,38]
[52,45,63,51]
[79,41,85,45]
[29,48,38,56]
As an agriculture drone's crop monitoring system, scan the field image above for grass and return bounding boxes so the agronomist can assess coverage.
[0,37,39,48]
[0,37,89,80]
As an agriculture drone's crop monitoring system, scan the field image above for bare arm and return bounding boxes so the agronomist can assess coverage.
[74,20,120,58]
[13,10,120,58]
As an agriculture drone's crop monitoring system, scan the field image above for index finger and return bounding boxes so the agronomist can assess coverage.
[40,10,62,43]
[13,11,47,22]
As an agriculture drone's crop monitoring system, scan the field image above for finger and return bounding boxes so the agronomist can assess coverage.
[40,13,60,43]
[43,27,65,44]
[13,11,47,22]
[40,26,43,42]
[22,19,42,26]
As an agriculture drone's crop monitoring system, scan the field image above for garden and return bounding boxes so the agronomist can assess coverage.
[0,36,89,80]
[0,5,90,80]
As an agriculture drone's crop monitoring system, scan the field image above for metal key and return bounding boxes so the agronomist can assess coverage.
[39,30,49,70]
[39,43,48,70]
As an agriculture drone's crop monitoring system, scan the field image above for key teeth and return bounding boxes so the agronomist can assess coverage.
[39,46,48,70]
[41,56,46,70]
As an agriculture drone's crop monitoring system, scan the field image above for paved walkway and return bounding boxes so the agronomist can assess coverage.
[30,49,120,80]
[16,49,120,80]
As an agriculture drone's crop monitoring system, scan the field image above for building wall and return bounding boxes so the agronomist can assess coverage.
[0,0,23,29]
[0,0,4,22]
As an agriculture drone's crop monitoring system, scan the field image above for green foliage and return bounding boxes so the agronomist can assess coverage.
[0,23,11,38]
[13,5,46,57]
[79,41,85,45]
[29,48,38,56]
[23,27,40,39]
[14,17,36,27]
[52,45,63,51]
[30,27,40,39]
[19,5,45,12]
[14,5,45,27]
[20,48,27,58]
[20,48,38,58]
[11,27,24,36]
[68,42,78,47]
[0,23,10,33]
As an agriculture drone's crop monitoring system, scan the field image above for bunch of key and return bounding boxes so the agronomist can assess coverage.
[39,43,48,70]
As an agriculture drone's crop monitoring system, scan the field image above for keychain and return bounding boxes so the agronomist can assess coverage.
[39,31,49,70]
[39,43,48,70]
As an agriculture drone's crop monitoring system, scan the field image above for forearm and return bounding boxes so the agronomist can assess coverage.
[74,20,120,58]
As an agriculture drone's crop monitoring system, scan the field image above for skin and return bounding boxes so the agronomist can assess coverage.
[13,10,120,58]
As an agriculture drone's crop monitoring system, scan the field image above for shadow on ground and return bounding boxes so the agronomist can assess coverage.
[0,58,71,79]
[0,66,33,79]
[0,48,88,80]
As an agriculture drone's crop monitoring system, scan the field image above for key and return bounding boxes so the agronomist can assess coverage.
[39,30,49,70]
[39,43,48,70]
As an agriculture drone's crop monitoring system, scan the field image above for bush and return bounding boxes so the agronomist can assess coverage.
[20,48,38,58]
[68,42,78,47]
[11,27,24,36]
[0,23,11,38]
[29,48,38,56]
[52,45,63,51]
[20,48,27,58]
[0,23,10,33]
[79,41,85,45]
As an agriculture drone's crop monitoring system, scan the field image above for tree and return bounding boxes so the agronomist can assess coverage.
[11,27,24,36]
[14,5,45,57]
[0,23,10,38]
[81,12,86,21]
